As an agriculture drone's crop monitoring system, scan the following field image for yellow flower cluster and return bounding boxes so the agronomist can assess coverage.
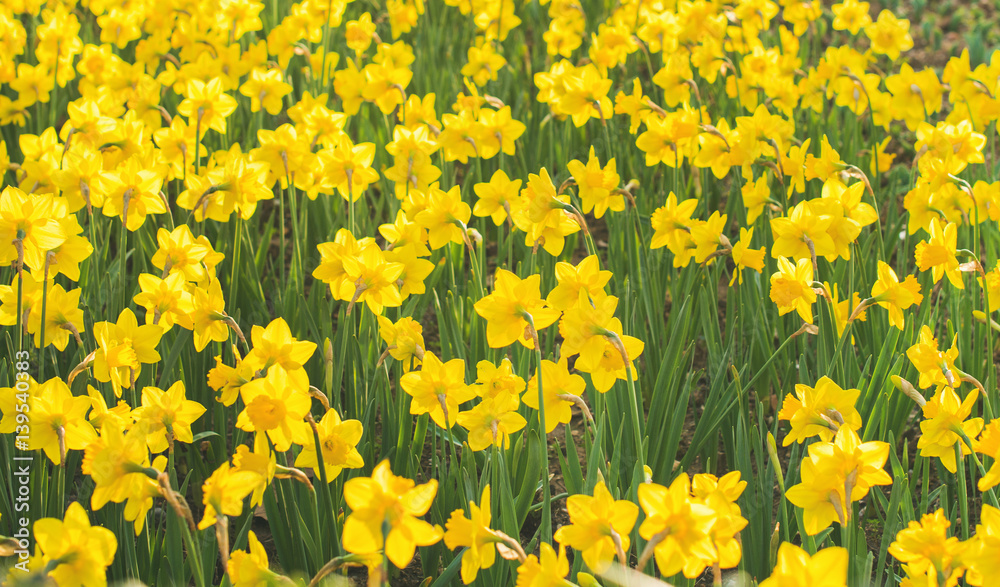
[1,0,999,586]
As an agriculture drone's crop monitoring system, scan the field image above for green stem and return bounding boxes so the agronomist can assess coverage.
[229,218,243,311]
[119,211,128,315]
[279,180,287,293]
[194,109,203,176]
[841,516,854,580]
[319,0,334,90]
[180,519,207,587]
[242,220,267,307]
[740,326,802,395]
[286,167,304,287]
[309,417,340,559]
[38,254,50,382]
[444,410,465,506]
[466,232,486,301]
[349,176,356,236]
[525,317,551,544]
[622,359,646,471]
[957,429,1000,508]
[954,442,970,539]
[52,458,64,518]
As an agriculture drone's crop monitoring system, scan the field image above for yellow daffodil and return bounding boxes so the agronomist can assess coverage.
[377,315,426,372]
[769,257,817,323]
[831,0,871,34]
[151,224,212,283]
[228,530,293,587]
[456,394,526,451]
[22,377,95,465]
[319,134,380,202]
[778,376,862,446]
[689,472,748,574]
[0,186,66,272]
[554,480,638,573]
[28,282,84,350]
[965,504,1000,585]
[236,365,311,452]
[444,485,497,583]
[889,510,965,587]
[35,502,117,587]
[82,422,152,511]
[871,261,923,330]
[244,317,317,387]
[414,184,473,250]
[98,156,167,231]
[637,473,717,578]
[473,169,522,226]
[522,357,585,433]
[474,269,561,349]
[906,325,960,389]
[865,10,913,61]
[915,218,963,289]
[515,542,570,587]
[400,352,475,430]
[294,408,364,480]
[730,227,766,285]
[93,308,164,398]
[231,443,276,509]
[650,192,697,251]
[177,77,238,135]
[785,427,892,535]
[917,385,983,473]
[472,358,525,401]
[547,255,612,311]
[761,543,847,587]
[343,459,443,569]
[207,347,255,407]
[133,273,195,331]
[131,381,206,454]
[189,279,232,352]
[974,421,1000,491]
[199,461,262,530]
[567,147,623,218]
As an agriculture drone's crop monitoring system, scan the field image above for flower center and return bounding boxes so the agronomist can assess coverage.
[246,395,287,431]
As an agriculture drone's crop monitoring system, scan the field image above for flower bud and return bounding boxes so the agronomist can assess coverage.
[466,227,483,247]
[766,432,785,492]
[891,375,926,408]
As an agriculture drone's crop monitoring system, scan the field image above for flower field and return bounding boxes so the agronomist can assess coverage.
[1,0,1000,585]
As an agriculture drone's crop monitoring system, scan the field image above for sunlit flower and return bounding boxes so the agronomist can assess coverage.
[871,261,923,330]
[236,365,311,452]
[553,480,638,573]
[918,385,983,473]
[294,408,364,480]
[769,257,817,323]
[444,485,497,583]
[400,352,475,430]
[906,325,960,389]
[93,308,163,398]
[889,510,965,587]
[522,357,585,433]
[637,473,717,578]
[343,460,443,569]
[199,461,262,530]
[761,543,847,587]
[778,376,862,446]
[131,381,206,454]
[515,542,570,587]
[474,269,560,349]
[35,502,117,587]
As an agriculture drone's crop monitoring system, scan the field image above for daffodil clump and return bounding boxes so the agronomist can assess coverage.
[0,0,999,587]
